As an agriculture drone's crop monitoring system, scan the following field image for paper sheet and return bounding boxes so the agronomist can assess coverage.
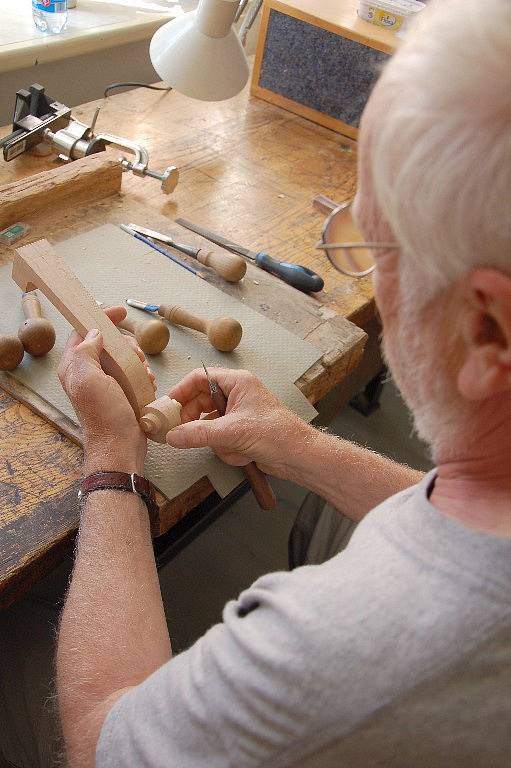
[0,224,321,500]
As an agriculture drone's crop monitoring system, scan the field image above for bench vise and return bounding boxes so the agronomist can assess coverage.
[0,84,179,194]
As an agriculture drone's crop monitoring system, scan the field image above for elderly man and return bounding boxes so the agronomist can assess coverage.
[54,0,511,765]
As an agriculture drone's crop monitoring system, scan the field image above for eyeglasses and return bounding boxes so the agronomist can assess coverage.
[313,195,399,278]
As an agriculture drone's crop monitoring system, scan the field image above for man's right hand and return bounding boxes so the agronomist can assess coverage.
[166,367,311,478]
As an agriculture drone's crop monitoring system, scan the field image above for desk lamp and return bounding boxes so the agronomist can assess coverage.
[150,0,251,101]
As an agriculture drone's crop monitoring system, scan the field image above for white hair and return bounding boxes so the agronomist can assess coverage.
[370,0,511,302]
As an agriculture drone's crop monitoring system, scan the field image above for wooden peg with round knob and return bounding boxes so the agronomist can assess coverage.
[0,335,25,371]
[118,316,170,355]
[157,305,242,352]
[18,291,56,357]
[139,396,182,443]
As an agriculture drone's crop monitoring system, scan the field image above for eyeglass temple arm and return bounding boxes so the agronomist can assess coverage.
[315,241,399,250]
[312,194,339,215]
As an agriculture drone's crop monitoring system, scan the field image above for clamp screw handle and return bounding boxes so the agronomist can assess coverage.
[144,165,179,194]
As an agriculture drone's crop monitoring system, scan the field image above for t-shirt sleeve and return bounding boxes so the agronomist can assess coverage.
[96,566,336,768]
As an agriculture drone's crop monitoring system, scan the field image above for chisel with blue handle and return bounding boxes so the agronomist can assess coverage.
[175,218,324,293]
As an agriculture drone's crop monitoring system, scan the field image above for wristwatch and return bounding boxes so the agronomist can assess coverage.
[78,471,158,517]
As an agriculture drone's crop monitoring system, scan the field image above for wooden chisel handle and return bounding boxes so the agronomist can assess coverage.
[241,462,277,512]
[22,290,43,319]
[19,290,56,357]
[158,304,206,333]
[195,249,247,283]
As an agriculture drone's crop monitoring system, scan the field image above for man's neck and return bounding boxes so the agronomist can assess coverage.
[431,437,511,538]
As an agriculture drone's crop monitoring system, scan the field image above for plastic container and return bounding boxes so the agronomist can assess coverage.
[0,222,31,246]
[358,0,424,32]
[32,0,68,34]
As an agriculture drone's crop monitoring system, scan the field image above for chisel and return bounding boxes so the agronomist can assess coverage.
[120,224,205,278]
[175,218,324,293]
[127,223,246,283]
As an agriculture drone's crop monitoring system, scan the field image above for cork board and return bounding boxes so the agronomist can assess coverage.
[0,225,320,500]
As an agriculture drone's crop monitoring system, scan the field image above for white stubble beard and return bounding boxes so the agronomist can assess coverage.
[380,266,471,463]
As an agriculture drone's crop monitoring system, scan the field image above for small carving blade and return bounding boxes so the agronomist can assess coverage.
[202,361,220,398]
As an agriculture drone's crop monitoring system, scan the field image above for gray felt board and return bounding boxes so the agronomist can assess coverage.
[0,225,321,501]
[259,10,390,127]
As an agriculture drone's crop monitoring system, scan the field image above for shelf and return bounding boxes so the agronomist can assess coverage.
[0,0,178,73]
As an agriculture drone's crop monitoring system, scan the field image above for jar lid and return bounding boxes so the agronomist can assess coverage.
[363,0,425,15]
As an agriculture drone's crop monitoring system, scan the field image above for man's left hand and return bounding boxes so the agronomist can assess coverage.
[58,306,156,475]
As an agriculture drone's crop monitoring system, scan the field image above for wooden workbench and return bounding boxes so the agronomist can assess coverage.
[0,82,371,608]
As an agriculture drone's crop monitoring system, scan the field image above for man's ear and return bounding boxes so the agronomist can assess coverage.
[457,269,511,401]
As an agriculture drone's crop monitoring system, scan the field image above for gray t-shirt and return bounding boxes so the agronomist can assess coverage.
[97,471,511,767]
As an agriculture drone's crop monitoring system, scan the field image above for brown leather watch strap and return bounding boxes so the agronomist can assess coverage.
[78,471,158,517]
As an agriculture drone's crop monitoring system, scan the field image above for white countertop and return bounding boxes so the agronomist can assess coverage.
[0,0,181,73]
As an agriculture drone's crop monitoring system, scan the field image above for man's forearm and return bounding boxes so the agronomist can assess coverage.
[279,422,423,521]
[57,484,171,767]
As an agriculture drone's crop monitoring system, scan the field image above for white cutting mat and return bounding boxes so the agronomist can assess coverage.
[0,224,321,500]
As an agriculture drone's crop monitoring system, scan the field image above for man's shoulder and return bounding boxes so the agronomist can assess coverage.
[224,475,511,712]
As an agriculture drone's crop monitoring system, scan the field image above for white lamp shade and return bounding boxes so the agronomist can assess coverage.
[150,4,250,101]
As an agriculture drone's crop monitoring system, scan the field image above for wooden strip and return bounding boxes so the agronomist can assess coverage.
[155,476,215,537]
[0,486,78,610]
[252,1,272,94]
[0,154,122,231]
[0,373,82,445]
[297,316,367,402]
[0,392,82,608]
[251,83,359,140]
[267,0,399,55]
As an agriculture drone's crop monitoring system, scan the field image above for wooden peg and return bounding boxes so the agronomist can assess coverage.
[18,290,56,357]
[0,335,24,371]
[118,316,170,355]
[139,396,182,443]
[195,249,247,283]
[158,305,242,352]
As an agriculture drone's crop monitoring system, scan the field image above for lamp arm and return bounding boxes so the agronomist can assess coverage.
[239,0,263,45]
[235,0,249,22]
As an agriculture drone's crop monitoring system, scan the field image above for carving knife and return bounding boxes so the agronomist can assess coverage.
[175,218,325,294]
